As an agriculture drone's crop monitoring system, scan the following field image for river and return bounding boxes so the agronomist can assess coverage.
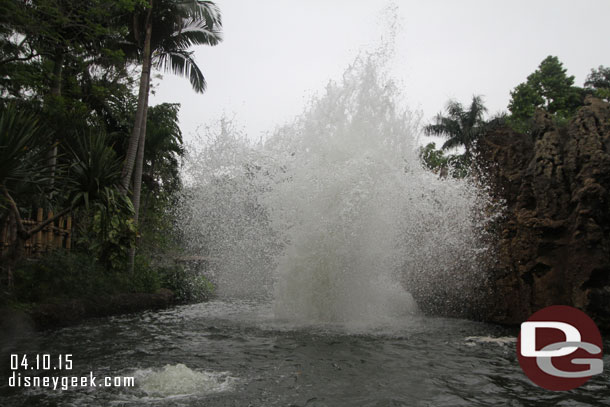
[1,300,608,406]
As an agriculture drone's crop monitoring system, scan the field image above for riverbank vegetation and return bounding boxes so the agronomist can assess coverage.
[420,56,610,176]
[0,0,221,310]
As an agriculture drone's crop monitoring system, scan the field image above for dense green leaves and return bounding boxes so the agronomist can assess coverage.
[507,83,543,123]
[0,0,222,304]
[0,104,54,209]
[65,132,127,210]
[0,0,213,277]
[0,0,135,98]
[144,103,183,193]
[508,56,585,123]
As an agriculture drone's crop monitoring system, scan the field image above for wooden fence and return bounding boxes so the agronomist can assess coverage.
[0,208,72,257]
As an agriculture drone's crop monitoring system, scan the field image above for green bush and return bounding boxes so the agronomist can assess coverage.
[129,255,162,293]
[13,250,123,303]
[12,251,168,304]
[75,203,136,272]
[10,251,213,305]
[158,265,214,303]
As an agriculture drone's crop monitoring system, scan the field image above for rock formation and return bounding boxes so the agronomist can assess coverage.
[477,96,610,330]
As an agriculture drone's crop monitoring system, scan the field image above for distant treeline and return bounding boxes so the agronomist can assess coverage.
[421,56,610,177]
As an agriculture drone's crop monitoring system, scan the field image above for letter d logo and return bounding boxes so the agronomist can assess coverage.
[520,321,581,357]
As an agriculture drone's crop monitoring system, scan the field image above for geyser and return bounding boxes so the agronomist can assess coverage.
[179,50,491,324]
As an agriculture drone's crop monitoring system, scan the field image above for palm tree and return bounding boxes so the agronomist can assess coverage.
[120,0,222,271]
[424,95,487,158]
[121,0,222,193]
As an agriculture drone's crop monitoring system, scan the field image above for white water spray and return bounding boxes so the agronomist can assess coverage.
[179,46,491,324]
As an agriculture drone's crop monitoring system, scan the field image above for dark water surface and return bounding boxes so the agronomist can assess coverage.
[1,300,609,406]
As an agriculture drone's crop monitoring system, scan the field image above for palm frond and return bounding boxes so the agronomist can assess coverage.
[0,104,54,189]
[424,122,445,137]
[164,18,222,50]
[153,49,206,92]
[466,95,487,127]
[424,114,461,139]
[175,0,222,27]
[445,100,464,119]
[441,137,464,151]
[65,132,123,209]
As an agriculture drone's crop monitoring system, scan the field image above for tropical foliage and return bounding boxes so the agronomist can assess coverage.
[119,0,222,271]
[0,0,222,305]
[424,95,487,158]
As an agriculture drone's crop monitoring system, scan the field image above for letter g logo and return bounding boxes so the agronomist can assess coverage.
[517,306,604,391]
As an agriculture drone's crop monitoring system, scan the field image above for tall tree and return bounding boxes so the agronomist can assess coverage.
[120,0,222,270]
[508,56,585,122]
[120,0,222,193]
[424,95,487,158]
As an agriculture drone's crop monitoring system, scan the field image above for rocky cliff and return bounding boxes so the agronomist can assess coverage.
[477,96,610,330]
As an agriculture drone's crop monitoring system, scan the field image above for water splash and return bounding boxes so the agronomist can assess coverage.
[180,118,281,299]
[135,364,235,397]
[265,54,421,323]
[179,47,491,324]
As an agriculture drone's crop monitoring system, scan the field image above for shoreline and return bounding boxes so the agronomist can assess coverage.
[0,289,175,332]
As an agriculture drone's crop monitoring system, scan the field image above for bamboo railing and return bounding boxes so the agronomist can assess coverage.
[0,208,72,257]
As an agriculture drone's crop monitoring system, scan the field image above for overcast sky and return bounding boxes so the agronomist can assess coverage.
[149,0,610,143]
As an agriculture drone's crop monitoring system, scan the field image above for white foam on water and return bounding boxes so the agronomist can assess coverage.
[134,364,236,397]
[464,336,517,345]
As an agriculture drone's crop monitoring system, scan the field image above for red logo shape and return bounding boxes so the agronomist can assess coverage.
[517,305,603,391]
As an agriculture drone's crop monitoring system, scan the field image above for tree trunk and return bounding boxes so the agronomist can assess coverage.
[50,48,63,99]
[47,48,64,187]
[140,164,155,225]
[121,0,154,193]
[128,78,151,272]
[133,81,150,225]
